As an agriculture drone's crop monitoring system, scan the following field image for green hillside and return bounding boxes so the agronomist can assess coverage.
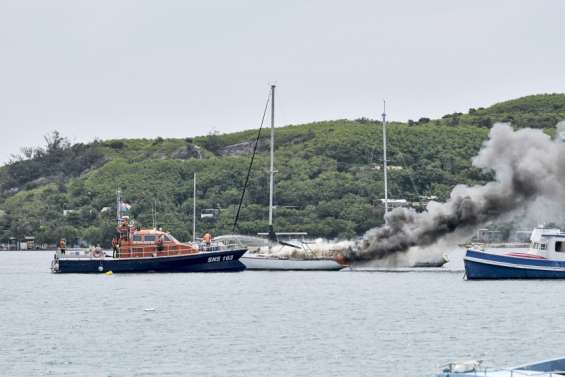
[438,93,565,129]
[1,94,563,247]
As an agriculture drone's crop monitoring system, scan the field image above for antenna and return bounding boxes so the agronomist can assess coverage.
[152,199,157,229]
[382,100,389,217]
[116,187,121,224]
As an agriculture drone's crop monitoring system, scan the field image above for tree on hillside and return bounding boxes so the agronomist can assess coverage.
[44,131,70,154]
[2,131,104,193]
[203,131,222,153]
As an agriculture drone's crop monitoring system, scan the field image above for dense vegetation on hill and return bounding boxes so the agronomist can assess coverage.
[438,93,565,129]
[1,94,564,247]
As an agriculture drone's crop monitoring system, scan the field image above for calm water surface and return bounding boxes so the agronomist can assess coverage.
[1,250,564,377]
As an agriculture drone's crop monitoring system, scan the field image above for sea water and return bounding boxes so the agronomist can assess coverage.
[0,250,564,377]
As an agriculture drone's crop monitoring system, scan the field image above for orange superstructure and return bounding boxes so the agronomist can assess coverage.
[116,227,199,259]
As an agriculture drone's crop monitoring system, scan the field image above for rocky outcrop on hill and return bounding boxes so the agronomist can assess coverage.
[170,143,203,160]
[218,139,266,156]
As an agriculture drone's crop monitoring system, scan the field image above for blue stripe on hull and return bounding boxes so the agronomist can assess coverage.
[56,249,247,273]
[466,249,565,268]
[464,249,565,279]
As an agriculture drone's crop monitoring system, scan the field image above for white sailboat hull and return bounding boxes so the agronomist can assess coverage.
[241,254,343,271]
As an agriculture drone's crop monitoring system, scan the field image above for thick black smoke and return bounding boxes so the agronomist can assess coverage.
[348,123,565,261]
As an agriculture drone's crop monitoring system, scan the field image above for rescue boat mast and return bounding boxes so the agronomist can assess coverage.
[152,199,157,229]
[116,188,122,224]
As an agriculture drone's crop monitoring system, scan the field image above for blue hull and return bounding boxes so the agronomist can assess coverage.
[54,249,247,273]
[464,249,565,279]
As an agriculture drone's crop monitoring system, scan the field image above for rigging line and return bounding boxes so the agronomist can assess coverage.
[232,90,271,232]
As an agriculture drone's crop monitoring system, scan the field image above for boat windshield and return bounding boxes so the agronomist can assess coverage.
[531,242,547,250]
[165,234,180,243]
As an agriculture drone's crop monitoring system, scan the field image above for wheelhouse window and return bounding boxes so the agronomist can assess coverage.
[556,241,564,252]
[167,234,180,243]
[132,235,142,242]
[540,243,547,250]
[144,235,156,242]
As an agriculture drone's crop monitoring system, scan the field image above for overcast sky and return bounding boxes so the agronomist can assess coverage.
[1,0,563,163]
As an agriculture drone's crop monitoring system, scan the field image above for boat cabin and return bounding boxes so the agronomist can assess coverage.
[526,227,565,259]
[131,229,180,245]
[117,227,198,258]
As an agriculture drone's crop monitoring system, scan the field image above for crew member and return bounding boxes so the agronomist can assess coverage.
[118,217,130,241]
[202,232,213,246]
[112,236,119,258]
[59,239,66,255]
[156,234,165,251]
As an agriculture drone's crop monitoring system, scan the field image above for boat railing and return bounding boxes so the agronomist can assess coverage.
[438,367,565,376]
[197,239,245,253]
[55,239,245,259]
[441,368,565,376]
[55,249,103,258]
[122,248,189,258]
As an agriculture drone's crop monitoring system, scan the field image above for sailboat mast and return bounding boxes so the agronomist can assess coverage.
[269,85,276,229]
[382,100,389,217]
[193,172,197,242]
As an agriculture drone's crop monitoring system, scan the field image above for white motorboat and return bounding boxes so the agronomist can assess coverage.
[436,356,565,376]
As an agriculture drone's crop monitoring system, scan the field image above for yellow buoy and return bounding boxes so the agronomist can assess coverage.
[105,271,113,276]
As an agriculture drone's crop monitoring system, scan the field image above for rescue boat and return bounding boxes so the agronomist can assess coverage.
[51,221,247,273]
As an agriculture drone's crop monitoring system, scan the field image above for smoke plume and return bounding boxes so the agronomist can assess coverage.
[348,123,565,262]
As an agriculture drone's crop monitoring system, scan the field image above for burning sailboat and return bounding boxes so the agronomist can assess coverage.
[235,85,346,270]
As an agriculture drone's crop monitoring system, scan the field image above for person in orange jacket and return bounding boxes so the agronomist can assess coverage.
[111,236,119,258]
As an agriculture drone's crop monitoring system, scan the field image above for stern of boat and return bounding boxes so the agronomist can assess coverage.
[50,254,60,273]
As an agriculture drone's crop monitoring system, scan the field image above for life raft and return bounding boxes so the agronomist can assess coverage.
[92,249,104,258]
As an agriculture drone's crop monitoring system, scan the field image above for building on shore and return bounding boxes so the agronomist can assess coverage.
[6,236,35,250]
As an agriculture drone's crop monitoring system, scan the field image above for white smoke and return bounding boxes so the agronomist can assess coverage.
[249,238,354,259]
